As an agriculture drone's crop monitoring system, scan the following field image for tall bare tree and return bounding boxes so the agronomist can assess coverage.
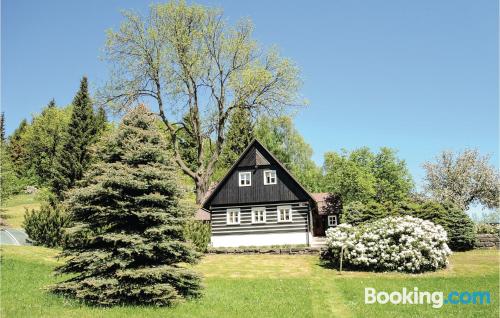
[102,1,304,203]
[423,149,499,210]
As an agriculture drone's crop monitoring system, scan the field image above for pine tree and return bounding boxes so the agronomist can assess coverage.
[51,105,202,306]
[219,108,254,170]
[52,77,98,198]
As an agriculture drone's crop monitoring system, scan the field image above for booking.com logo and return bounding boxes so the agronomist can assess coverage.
[365,287,491,309]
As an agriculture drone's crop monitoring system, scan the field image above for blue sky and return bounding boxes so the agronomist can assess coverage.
[2,0,498,193]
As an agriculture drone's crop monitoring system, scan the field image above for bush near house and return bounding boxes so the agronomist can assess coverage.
[323,216,451,273]
[23,203,71,248]
[475,223,500,235]
[340,200,475,251]
[184,220,211,253]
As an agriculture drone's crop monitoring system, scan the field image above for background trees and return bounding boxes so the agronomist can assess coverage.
[255,116,323,192]
[102,1,304,202]
[52,105,201,306]
[423,149,499,210]
[52,77,106,198]
[322,147,414,205]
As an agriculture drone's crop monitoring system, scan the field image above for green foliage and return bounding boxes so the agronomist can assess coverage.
[341,199,476,251]
[255,116,323,192]
[52,77,105,198]
[1,144,20,202]
[51,105,202,306]
[475,223,500,235]
[6,118,30,178]
[0,112,5,143]
[21,100,72,187]
[103,1,305,203]
[323,147,414,204]
[218,108,254,172]
[341,201,393,226]
[413,201,476,251]
[184,220,211,252]
[23,203,71,248]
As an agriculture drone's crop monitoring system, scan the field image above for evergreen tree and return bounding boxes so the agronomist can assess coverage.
[94,106,108,134]
[47,98,56,109]
[7,118,29,177]
[52,77,98,198]
[0,112,5,143]
[177,111,200,172]
[219,108,254,171]
[51,105,202,306]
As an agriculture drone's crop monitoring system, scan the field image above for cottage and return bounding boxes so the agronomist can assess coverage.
[197,139,338,247]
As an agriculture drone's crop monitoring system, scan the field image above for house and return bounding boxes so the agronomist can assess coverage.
[197,139,338,247]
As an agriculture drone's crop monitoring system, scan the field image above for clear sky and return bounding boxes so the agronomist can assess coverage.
[2,0,498,191]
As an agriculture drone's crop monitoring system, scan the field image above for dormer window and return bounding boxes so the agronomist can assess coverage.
[264,170,277,185]
[239,171,252,186]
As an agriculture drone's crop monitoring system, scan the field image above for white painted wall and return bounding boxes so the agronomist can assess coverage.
[211,232,308,247]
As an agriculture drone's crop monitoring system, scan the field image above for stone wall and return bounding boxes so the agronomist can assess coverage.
[207,246,324,255]
[475,234,500,249]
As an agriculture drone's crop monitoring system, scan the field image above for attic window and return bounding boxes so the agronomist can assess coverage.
[239,172,251,186]
[264,170,277,185]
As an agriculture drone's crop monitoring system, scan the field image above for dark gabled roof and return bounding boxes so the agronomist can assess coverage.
[202,139,316,209]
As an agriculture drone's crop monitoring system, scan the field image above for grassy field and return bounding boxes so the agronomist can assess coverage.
[1,245,498,318]
[1,194,41,228]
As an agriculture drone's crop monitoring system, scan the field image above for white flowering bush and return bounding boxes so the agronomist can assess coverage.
[324,216,451,273]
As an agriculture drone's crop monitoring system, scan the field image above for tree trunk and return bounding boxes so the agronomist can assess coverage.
[195,177,210,205]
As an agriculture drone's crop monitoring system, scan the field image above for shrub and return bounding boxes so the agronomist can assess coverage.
[324,216,451,273]
[475,223,500,235]
[341,200,476,251]
[341,201,389,226]
[184,220,211,252]
[414,202,476,251]
[23,203,71,247]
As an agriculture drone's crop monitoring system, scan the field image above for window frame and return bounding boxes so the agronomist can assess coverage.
[277,205,293,223]
[251,207,267,224]
[263,170,277,185]
[328,215,337,227]
[238,171,252,187]
[226,208,241,225]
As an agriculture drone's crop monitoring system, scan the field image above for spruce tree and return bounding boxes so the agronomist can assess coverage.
[219,108,254,170]
[52,77,98,198]
[51,105,202,306]
[0,112,5,143]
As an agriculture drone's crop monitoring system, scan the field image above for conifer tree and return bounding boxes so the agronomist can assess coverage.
[0,112,5,143]
[51,105,202,306]
[219,108,254,170]
[7,118,29,177]
[52,77,98,198]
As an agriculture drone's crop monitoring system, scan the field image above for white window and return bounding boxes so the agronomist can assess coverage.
[328,215,337,227]
[264,170,277,185]
[277,205,292,222]
[251,207,266,223]
[239,172,251,187]
[226,208,240,224]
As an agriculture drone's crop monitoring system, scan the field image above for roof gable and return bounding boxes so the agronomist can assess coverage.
[202,139,314,208]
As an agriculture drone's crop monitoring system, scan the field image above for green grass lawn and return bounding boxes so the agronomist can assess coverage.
[1,194,41,228]
[1,246,498,318]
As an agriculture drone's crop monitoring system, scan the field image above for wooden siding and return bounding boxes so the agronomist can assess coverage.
[210,166,309,205]
[211,202,310,236]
